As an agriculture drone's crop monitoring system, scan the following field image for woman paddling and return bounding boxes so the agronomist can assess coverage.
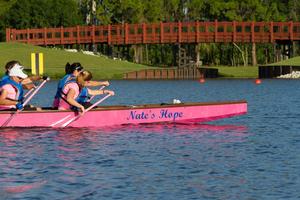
[0,64,39,111]
[53,62,110,108]
[57,70,114,112]
[2,60,45,90]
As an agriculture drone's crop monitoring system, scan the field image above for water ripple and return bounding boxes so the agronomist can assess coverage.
[1,80,300,199]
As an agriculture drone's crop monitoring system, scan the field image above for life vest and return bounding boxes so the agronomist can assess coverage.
[0,77,24,102]
[54,74,74,99]
[0,75,9,81]
[76,87,89,104]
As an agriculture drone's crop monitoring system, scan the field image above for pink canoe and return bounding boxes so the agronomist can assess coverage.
[0,100,247,128]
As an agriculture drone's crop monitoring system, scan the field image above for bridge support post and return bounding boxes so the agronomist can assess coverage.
[145,44,149,65]
[252,43,257,66]
[283,42,292,59]
[133,45,137,63]
[133,44,143,64]
[275,43,281,62]
[107,45,113,57]
[92,43,97,53]
[172,44,178,67]
[292,41,299,57]
[274,41,293,62]
[178,43,184,68]
[121,45,129,60]
[195,44,201,67]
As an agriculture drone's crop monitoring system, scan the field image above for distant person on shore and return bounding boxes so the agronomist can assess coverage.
[0,63,40,111]
[2,60,45,90]
[57,70,114,112]
[53,62,110,108]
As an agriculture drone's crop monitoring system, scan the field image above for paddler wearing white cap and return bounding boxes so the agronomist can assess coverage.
[0,62,41,111]
[1,60,46,90]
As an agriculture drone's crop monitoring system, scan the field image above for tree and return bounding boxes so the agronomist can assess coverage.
[186,0,205,21]
[0,0,17,40]
[94,0,116,24]
[47,0,83,27]
[0,0,17,16]
[116,0,144,23]
[162,0,185,22]
[143,0,163,22]
[3,0,82,29]
[288,0,300,21]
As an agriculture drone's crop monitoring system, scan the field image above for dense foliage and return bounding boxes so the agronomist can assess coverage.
[0,0,299,66]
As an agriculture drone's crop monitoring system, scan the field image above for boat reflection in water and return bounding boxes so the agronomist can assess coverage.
[0,123,248,198]
[0,123,248,148]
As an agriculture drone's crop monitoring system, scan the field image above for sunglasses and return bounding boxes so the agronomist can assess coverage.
[75,66,83,71]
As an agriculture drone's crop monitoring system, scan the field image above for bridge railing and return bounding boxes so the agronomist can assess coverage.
[6,21,300,45]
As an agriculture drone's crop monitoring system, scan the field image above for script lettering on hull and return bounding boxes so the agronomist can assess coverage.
[127,109,183,121]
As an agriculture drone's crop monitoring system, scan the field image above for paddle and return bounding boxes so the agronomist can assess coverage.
[61,94,112,127]
[22,77,50,107]
[24,87,34,98]
[1,77,50,127]
[89,85,105,102]
[23,76,46,98]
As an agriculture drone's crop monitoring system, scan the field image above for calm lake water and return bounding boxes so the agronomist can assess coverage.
[1,79,300,199]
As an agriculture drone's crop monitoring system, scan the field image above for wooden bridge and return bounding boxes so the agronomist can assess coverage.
[6,21,300,45]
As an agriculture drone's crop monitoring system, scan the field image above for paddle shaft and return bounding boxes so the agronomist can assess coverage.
[86,94,111,112]
[22,78,49,107]
[24,87,34,98]
[61,94,112,127]
[89,85,105,102]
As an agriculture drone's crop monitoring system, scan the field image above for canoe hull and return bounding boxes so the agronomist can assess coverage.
[0,101,247,128]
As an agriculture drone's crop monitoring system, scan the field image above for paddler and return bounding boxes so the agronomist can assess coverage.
[0,63,39,111]
[2,60,46,90]
[53,62,110,108]
[57,70,114,112]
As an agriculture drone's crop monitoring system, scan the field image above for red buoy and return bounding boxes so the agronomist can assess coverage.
[255,79,262,84]
[199,78,205,83]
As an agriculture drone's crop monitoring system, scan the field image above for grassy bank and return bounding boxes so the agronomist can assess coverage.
[0,42,157,79]
[215,66,258,78]
[0,42,271,79]
[268,56,300,66]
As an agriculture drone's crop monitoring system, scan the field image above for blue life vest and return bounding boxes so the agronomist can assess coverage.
[0,77,24,102]
[0,75,9,82]
[77,87,89,104]
[54,74,74,99]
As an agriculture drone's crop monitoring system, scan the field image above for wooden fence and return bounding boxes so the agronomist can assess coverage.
[123,67,218,79]
[6,21,300,46]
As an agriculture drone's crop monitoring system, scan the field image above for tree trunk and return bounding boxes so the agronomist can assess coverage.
[139,45,143,63]
[133,45,138,63]
[233,43,246,66]
[145,44,149,64]
[245,46,248,66]
[195,43,201,67]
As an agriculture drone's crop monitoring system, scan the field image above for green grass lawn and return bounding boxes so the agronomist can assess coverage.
[214,66,258,78]
[0,42,157,79]
[267,56,300,66]
[5,42,299,79]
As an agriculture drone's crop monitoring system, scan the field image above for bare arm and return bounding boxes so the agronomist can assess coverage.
[28,75,42,81]
[85,80,109,87]
[21,78,35,90]
[66,89,85,112]
[0,90,18,106]
[21,76,45,90]
[87,88,115,96]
